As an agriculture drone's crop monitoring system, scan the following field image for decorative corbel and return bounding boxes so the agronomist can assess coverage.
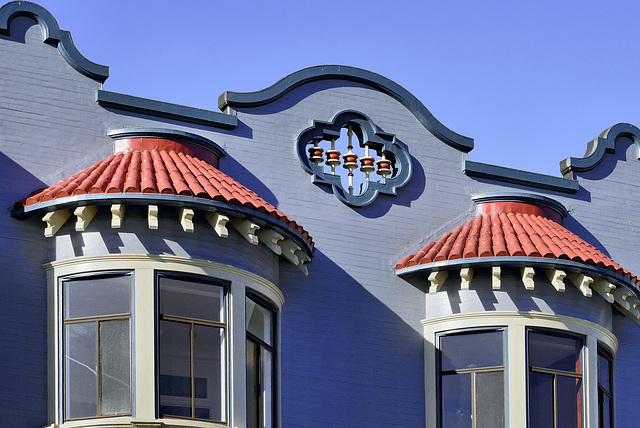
[545,269,566,292]
[567,272,593,297]
[521,267,535,290]
[43,209,72,237]
[205,212,229,238]
[179,208,195,233]
[428,270,449,294]
[74,205,97,231]
[111,204,125,228]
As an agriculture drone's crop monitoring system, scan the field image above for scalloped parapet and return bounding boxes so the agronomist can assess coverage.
[0,1,109,82]
[219,65,474,153]
[560,123,640,178]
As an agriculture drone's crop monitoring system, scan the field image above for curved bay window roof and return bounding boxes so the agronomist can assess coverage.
[12,128,313,273]
[396,193,640,323]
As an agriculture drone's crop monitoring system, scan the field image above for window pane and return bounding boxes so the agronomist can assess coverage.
[529,372,553,428]
[159,277,224,322]
[442,373,472,428]
[64,275,130,319]
[193,324,225,421]
[529,332,581,373]
[247,339,258,428]
[475,371,504,428]
[246,299,273,346]
[440,331,502,371]
[598,352,611,392]
[159,320,191,417]
[65,322,97,419]
[100,320,131,415]
[557,375,582,428]
[261,347,273,428]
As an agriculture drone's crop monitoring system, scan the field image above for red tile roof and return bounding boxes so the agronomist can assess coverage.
[395,209,638,285]
[18,143,313,248]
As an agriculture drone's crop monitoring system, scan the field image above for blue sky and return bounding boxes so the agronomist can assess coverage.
[34,0,640,176]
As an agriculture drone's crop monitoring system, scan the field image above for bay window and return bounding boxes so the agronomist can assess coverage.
[427,313,616,428]
[53,255,283,428]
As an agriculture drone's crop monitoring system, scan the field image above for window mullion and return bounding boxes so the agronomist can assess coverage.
[190,322,195,419]
[96,320,101,417]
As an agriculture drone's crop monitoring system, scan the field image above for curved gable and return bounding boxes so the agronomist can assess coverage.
[0,1,108,82]
[560,122,640,178]
[218,65,474,152]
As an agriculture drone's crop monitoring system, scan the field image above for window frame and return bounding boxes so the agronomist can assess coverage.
[597,345,614,428]
[436,327,507,428]
[526,328,585,428]
[245,292,278,428]
[155,271,230,424]
[59,270,134,422]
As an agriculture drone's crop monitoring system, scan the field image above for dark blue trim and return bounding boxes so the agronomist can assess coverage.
[471,192,568,218]
[219,65,474,152]
[560,123,640,178]
[0,1,109,82]
[395,256,638,292]
[97,90,238,129]
[108,128,226,159]
[11,193,313,257]
[463,160,579,194]
[296,110,413,207]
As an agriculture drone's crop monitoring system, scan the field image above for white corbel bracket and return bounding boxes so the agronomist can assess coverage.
[428,270,449,294]
[521,267,535,290]
[231,219,260,245]
[111,204,125,228]
[257,229,284,254]
[460,268,473,290]
[626,296,640,319]
[279,239,308,275]
[545,269,566,292]
[567,272,593,297]
[612,287,632,310]
[179,208,195,233]
[492,266,501,290]
[148,205,159,230]
[591,279,615,303]
[205,212,229,238]
[74,205,97,231]
[43,209,72,237]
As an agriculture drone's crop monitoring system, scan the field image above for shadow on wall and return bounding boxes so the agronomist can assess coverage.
[278,250,428,428]
[0,152,49,427]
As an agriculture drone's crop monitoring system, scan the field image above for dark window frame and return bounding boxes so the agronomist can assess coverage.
[526,328,584,428]
[597,344,614,428]
[246,291,278,428]
[155,271,229,423]
[436,327,507,428]
[60,271,133,421]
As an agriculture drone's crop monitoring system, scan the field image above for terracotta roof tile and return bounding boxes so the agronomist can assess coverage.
[395,208,638,285]
[18,147,313,249]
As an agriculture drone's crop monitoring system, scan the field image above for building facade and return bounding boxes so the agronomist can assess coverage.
[1,2,640,427]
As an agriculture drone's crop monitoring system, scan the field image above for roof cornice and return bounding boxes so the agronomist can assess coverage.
[0,1,109,82]
[218,65,474,152]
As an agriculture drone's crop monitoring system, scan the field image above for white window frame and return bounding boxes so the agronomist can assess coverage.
[424,311,617,428]
[46,254,283,428]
